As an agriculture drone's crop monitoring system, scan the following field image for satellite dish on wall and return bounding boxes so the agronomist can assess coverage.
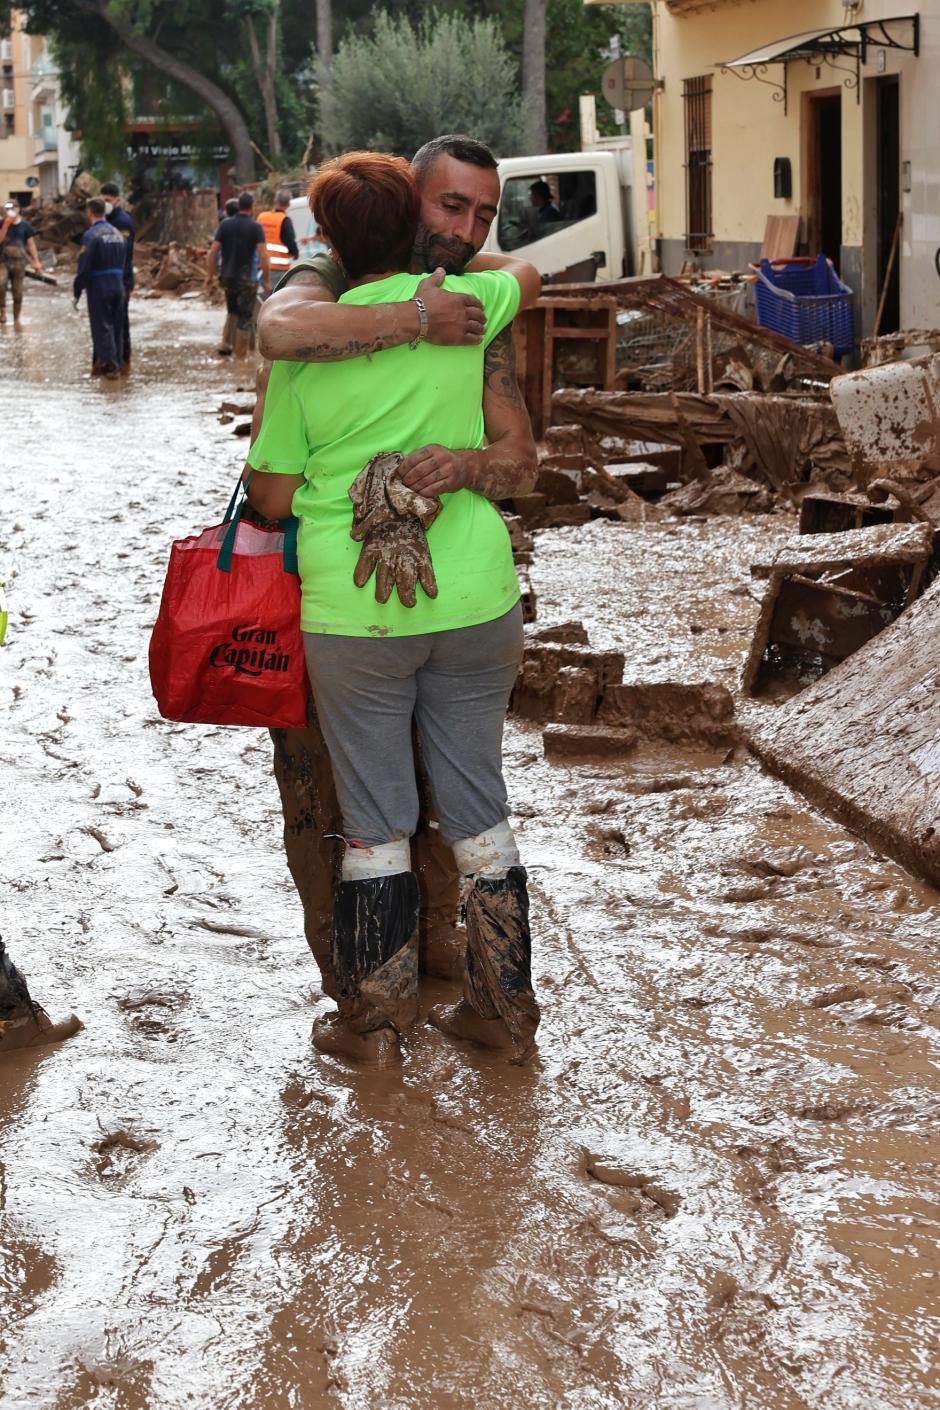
[601,56,660,112]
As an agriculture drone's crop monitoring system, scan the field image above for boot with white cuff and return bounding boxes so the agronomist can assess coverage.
[429,823,540,1062]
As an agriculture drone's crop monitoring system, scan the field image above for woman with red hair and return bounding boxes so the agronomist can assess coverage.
[247,150,541,1067]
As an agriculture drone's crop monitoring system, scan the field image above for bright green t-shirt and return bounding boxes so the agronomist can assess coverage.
[247,269,522,637]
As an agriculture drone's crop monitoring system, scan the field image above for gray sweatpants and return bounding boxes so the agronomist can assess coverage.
[303,605,523,848]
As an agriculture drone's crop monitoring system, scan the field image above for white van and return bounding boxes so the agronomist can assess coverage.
[483,149,635,283]
[286,195,329,260]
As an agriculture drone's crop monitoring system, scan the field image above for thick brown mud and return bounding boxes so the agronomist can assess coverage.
[1,290,939,1409]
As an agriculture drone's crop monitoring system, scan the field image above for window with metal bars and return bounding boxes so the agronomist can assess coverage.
[683,76,713,253]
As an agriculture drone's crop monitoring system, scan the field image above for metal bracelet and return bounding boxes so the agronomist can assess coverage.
[409,295,428,350]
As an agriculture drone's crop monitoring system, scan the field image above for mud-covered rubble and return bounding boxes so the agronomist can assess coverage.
[734,353,940,698]
[742,521,935,696]
[511,618,738,765]
[541,273,841,394]
[748,573,940,890]
[24,191,217,300]
[552,388,853,505]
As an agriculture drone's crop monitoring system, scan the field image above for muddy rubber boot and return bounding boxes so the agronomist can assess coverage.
[430,867,540,1062]
[0,938,82,1056]
[216,313,236,356]
[312,872,420,1067]
[411,822,464,981]
[233,328,251,358]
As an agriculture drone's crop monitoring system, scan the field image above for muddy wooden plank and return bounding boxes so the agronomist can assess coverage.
[749,523,934,578]
[748,575,940,888]
[552,389,853,491]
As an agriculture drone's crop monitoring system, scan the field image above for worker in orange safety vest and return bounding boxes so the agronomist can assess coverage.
[256,188,299,289]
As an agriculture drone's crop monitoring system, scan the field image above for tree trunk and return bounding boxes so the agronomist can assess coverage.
[521,0,547,154]
[316,0,332,73]
[244,7,282,163]
[97,1,256,181]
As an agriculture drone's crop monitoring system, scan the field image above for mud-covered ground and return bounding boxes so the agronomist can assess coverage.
[1,289,939,1410]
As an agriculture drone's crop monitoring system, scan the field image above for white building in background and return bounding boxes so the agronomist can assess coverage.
[1,13,80,205]
[28,36,80,199]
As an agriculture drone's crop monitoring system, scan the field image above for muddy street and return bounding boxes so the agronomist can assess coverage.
[1,289,939,1410]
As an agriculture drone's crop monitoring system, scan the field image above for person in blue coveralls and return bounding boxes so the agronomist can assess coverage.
[73,196,130,378]
[100,181,136,373]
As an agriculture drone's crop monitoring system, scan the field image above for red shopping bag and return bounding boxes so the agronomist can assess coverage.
[149,479,308,728]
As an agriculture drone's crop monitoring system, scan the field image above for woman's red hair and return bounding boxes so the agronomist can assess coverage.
[308,151,420,279]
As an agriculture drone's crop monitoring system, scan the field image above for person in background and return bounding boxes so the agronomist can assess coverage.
[256,187,299,289]
[100,181,135,373]
[0,198,43,328]
[213,198,239,354]
[529,180,562,225]
[205,190,270,358]
[73,196,129,377]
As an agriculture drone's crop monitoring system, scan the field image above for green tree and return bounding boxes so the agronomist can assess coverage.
[318,9,523,157]
[522,0,547,153]
[0,0,307,179]
[487,0,652,152]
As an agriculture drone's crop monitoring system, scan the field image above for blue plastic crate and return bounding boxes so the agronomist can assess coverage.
[749,254,854,357]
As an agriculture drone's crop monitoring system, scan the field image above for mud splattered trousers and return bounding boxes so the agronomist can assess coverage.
[221,278,258,335]
[268,702,460,997]
[0,247,25,320]
[303,605,540,1050]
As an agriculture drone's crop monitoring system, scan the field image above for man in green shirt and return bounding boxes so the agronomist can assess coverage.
[251,136,538,1022]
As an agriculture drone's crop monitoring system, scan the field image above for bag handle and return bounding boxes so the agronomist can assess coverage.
[217,471,299,576]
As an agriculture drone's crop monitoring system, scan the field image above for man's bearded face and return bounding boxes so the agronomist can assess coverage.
[412,154,500,275]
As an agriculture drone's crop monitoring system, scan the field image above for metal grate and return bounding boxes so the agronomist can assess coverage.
[683,76,713,254]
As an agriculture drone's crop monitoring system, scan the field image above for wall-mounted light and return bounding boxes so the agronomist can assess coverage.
[773,157,793,200]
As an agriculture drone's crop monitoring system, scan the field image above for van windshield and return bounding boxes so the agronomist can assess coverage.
[497,171,598,251]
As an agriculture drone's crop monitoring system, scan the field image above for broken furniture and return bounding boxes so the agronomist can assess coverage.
[742,522,934,696]
[748,573,940,890]
[512,296,618,439]
[543,680,738,762]
[799,492,895,535]
[552,387,853,500]
[541,274,840,398]
[860,329,940,368]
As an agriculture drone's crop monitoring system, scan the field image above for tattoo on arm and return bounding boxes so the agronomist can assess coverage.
[465,327,536,500]
[290,334,399,361]
[483,327,524,407]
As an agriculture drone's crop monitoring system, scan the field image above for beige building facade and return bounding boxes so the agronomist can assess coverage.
[1,11,79,205]
[607,0,938,336]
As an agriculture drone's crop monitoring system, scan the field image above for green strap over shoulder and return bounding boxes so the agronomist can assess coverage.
[216,471,298,576]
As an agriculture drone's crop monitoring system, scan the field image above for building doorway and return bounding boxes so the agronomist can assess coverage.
[805,91,843,269]
[877,76,901,334]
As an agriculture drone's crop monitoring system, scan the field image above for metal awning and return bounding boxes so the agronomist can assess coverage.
[719,14,919,113]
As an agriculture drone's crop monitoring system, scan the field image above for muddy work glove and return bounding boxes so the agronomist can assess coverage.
[349,452,441,608]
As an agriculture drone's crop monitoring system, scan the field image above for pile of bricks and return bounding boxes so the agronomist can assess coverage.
[510,622,737,761]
